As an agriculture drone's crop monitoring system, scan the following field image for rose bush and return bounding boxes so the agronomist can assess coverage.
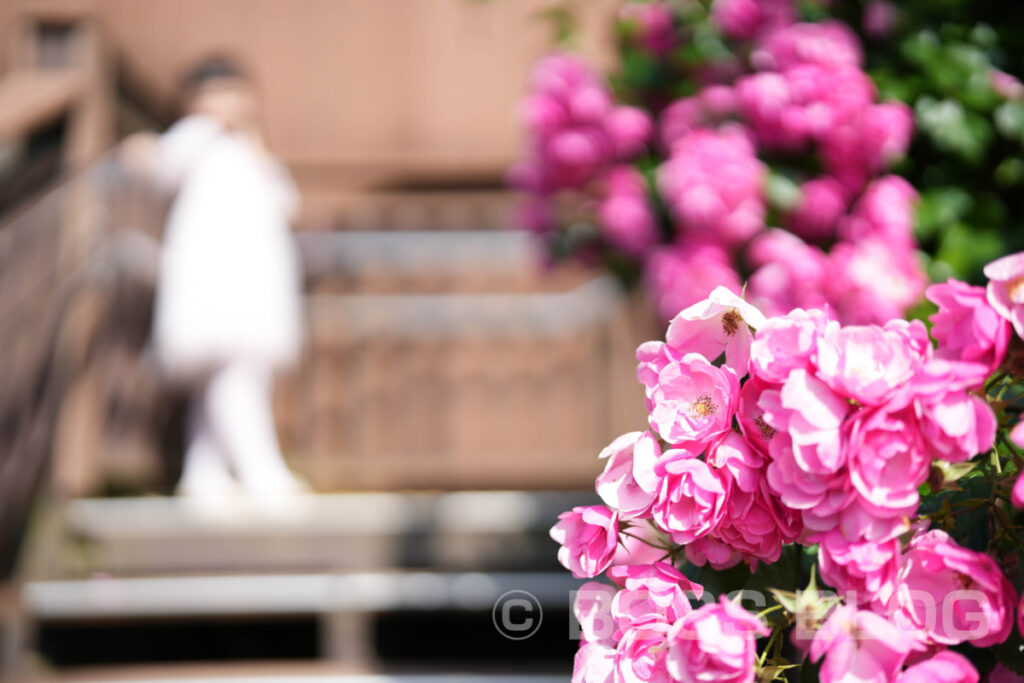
[512,0,1024,324]
[511,0,925,323]
[552,252,1024,680]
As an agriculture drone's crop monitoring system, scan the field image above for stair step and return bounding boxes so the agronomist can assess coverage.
[56,492,594,576]
[24,571,580,620]
[55,672,568,683]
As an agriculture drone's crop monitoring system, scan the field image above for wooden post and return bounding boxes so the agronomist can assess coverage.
[319,610,376,668]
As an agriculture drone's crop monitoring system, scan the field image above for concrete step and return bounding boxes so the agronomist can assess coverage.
[40,666,569,683]
[22,571,582,672]
[24,571,580,620]
[55,491,596,576]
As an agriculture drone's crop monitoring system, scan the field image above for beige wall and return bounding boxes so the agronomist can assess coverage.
[0,0,617,194]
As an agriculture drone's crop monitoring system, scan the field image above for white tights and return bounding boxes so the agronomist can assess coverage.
[177,361,303,497]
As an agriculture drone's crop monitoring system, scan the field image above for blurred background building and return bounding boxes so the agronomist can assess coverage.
[0,1,655,680]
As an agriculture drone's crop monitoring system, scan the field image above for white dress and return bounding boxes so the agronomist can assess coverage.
[152,115,304,380]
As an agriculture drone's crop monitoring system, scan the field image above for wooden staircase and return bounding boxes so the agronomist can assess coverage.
[0,5,653,679]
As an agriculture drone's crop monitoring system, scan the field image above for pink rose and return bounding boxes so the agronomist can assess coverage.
[596,431,661,518]
[609,562,703,627]
[838,175,918,249]
[606,106,653,158]
[787,176,848,241]
[701,85,737,119]
[666,596,769,683]
[709,0,794,40]
[1012,422,1024,507]
[753,21,862,71]
[644,241,743,320]
[737,376,779,456]
[636,341,674,413]
[749,307,830,384]
[895,650,979,683]
[659,98,704,150]
[685,535,743,570]
[916,382,997,464]
[714,481,802,566]
[928,279,1010,378]
[545,128,608,188]
[621,2,676,57]
[811,604,914,683]
[573,641,616,683]
[657,126,766,245]
[551,505,620,578]
[845,408,930,520]
[760,369,849,475]
[822,103,914,193]
[575,581,618,645]
[651,451,729,544]
[817,527,902,608]
[665,286,767,373]
[598,166,659,256]
[516,53,651,199]
[709,0,761,39]
[1014,472,1024,509]
[735,71,805,150]
[891,529,1016,648]
[827,239,927,325]
[862,103,915,167]
[644,352,740,447]
[762,64,875,148]
[991,71,1024,101]
[707,431,764,493]
[985,252,1024,339]
[567,88,612,129]
[863,0,899,39]
[616,618,672,683]
[814,320,924,405]
[745,230,831,318]
[763,432,850,524]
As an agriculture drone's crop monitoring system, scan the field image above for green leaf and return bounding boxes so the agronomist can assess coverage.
[916,96,994,163]
[765,171,802,212]
[995,158,1024,187]
[915,187,974,240]
[768,589,798,614]
[933,222,1004,282]
[995,102,1024,139]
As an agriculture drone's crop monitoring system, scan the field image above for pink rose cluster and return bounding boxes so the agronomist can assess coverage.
[508,53,652,235]
[654,4,921,321]
[513,0,927,326]
[552,256,1024,680]
[619,2,677,58]
[570,569,769,683]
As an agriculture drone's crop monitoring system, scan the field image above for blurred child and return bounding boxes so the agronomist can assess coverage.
[128,57,306,500]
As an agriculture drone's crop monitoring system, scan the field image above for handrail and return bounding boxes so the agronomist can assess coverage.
[0,70,84,144]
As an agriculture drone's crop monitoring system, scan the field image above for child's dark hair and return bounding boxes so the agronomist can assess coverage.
[180,55,248,99]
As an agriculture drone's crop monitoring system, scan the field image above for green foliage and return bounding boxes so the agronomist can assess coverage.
[852,5,1024,283]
